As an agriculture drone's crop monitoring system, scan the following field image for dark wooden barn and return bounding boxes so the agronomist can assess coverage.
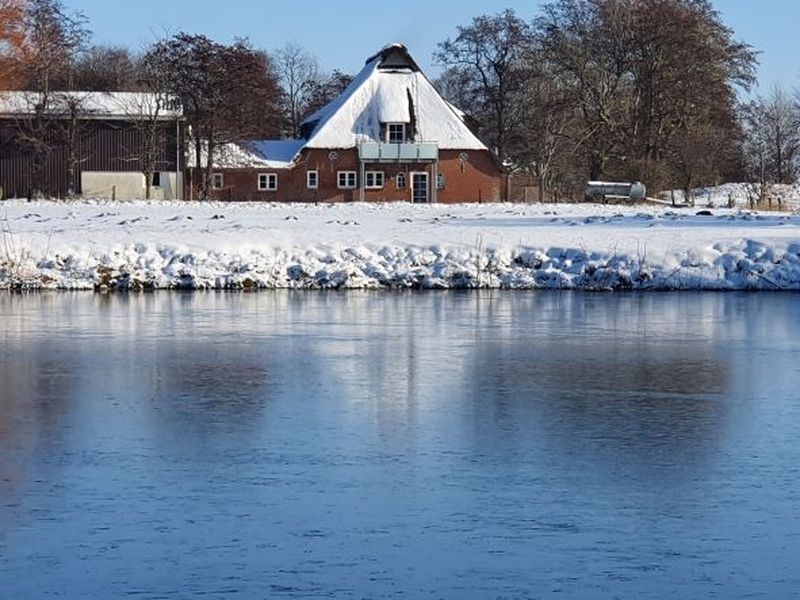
[0,91,185,200]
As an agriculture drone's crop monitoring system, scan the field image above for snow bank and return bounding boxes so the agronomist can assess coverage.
[1,200,799,291]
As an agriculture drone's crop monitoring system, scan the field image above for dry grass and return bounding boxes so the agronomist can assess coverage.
[0,211,49,287]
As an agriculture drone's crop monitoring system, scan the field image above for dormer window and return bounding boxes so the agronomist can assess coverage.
[386,123,406,143]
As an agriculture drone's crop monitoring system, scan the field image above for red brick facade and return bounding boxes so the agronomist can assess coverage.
[199,148,503,203]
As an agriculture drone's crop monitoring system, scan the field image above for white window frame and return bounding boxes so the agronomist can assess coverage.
[337,171,357,189]
[212,173,224,190]
[386,123,406,143]
[396,172,407,189]
[307,170,319,189]
[365,171,384,189]
[258,173,278,191]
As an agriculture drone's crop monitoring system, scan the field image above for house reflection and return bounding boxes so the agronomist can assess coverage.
[459,292,741,488]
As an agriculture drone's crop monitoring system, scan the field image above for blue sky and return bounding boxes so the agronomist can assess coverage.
[67,0,797,94]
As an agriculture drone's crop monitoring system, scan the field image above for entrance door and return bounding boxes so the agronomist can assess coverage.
[411,172,429,204]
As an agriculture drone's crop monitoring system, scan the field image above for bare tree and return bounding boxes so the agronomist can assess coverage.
[19,0,88,92]
[54,93,91,197]
[144,33,282,199]
[435,9,534,162]
[13,0,89,198]
[536,0,755,190]
[72,45,139,91]
[302,69,352,123]
[515,56,577,202]
[743,86,800,188]
[275,43,319,138]
[434,67,480,119]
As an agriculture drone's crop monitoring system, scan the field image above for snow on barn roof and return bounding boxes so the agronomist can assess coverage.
[299,43,487,151]
[188,139,304,169]
[0,91,183,119]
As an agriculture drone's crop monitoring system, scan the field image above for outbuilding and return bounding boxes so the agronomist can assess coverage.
[0,91,184,200]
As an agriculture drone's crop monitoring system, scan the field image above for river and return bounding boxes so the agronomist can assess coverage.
[1,291,799,598]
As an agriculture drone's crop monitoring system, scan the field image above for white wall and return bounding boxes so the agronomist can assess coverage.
[81,171,182,200]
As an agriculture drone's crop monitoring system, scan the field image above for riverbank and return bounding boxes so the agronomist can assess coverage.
[2,199,800,290]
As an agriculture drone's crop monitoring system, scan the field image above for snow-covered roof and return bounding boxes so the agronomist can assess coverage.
[300,44,487,151]
[0,91,183,119]
[188,139,303,169]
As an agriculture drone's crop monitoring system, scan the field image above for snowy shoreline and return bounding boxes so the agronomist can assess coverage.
[2,199,800,291]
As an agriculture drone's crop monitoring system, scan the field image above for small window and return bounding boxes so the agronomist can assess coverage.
[307,170,319,189]
[365,171,384,189]
[152,172,161,187]
[337,171,357,189]
[258,173,278,191]
[212,173,224,190]
[437,173,446,190]
[387,123,406,143]
[396,173,406,189]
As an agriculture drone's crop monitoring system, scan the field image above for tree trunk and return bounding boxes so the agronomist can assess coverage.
[67,158,76,198]
[202,139,215,200]
[193,137,203,200]
[538,175,546,204]
[29,148,45,201]
[589,152,606,181]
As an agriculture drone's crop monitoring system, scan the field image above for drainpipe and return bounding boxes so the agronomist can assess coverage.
[175,116,181,200]
[432,161,438,204]
[359,158,365,202]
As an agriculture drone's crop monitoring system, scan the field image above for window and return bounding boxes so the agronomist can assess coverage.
[152,172,161,187]
[307,170,319,189]
[396,172,406,189]
[437,173,446,190]
[337,171,357,189]
[365,171,384,189]
[387,123,406,143]
[212,173,224,190]
[258,173,278,191]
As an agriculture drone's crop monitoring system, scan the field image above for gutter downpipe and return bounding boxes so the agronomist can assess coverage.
[432,149,438,204]
[176,116,181,200]
[359,154,365,202]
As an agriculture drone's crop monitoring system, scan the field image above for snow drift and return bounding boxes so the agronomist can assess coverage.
[1,199,799,291]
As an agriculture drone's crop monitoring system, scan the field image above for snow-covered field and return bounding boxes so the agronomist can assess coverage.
[2,198,800,291]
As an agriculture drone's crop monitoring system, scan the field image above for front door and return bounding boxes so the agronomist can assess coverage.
[411,172,429,204]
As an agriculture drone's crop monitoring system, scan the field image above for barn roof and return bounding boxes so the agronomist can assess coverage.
[0,91,183,120]
[299,43,487,151]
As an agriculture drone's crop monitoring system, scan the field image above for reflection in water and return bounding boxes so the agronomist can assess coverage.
[1,291,800,599]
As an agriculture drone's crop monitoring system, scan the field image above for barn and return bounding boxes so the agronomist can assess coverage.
[202,44,504,203]
[0,91,184,200]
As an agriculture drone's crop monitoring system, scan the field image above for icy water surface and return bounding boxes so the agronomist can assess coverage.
[1,292,800,599]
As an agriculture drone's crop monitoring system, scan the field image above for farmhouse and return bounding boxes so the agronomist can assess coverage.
[203,44,504,203]
[0,91,184,200]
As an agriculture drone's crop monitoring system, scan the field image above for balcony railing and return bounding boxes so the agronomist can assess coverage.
[358,142,438,162]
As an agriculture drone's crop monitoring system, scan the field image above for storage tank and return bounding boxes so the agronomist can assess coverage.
[585,181,646,203]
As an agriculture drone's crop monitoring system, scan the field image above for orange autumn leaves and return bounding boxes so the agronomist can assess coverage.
[0,0,27,89]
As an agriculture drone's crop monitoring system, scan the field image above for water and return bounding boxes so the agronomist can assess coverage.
[1,291,800,599]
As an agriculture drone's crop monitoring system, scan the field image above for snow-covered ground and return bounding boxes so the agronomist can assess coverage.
[2,199,800,290]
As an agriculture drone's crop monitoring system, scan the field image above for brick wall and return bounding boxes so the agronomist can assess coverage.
[197,148,503,203]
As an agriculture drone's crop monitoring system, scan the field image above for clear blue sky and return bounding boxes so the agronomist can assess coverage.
[66,0,798,93]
